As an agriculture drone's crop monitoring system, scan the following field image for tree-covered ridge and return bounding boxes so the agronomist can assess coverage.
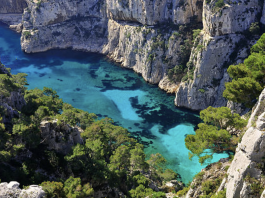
[0,62,178,197]
[223,33,265,107]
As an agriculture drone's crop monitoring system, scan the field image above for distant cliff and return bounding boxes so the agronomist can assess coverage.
[0,0,264,110]
[0,0,27,13]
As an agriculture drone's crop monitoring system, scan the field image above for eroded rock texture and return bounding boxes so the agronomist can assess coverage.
[0,0,263,110]
[225,88,265,198]
[40,120,83,155]
[0,181,45,198]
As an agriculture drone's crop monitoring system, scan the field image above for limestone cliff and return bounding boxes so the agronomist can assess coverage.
[0,0,27,14]
[17,0,202,87]
[224,88,265,198]
[0,0,264,109]
[106,0,203,25]
[175,0,262,110]
[0,0,27,29]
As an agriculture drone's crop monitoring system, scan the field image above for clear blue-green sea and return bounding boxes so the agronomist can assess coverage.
[0,22,228,184]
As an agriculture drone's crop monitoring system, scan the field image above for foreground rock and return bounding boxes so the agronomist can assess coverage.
[0,181,45,198]
[225,88,265,197]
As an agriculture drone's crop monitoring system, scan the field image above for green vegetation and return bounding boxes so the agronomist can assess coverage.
[176,186,189,196]
[126,32,131,39]
[210,189,226,198]
[249,22,260,35]
[41,178,94,198]
[201,178,222,197]
[199,88,205,93]
[244,174,265,197]
[192,29,201,43]
[0,63,176,197]
[168,29,201,83]
[23,31,31,39]
[36,0,42,11]
[214,0,224,9]
[185,106,247,164]
[223,33,265,107]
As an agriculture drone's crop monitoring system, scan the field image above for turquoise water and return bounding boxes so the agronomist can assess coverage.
[0,22,228,184]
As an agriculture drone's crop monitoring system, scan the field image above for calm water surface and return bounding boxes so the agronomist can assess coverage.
[0,22,228,184]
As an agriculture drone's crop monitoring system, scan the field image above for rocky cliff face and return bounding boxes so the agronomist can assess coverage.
[0,0,263,109]
[40,120,83,155]
[0,0,27,14]
[185,159,230,197]
[0,0,27,28]
[19,0,202,87]
[175,0,262,110]
[224,88,265,198]
[16,0,264,109]
[0,62,26,130]
[106,0,203,25]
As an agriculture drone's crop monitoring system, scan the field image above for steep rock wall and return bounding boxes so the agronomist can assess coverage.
[0,0,27,27]
[203,0,261,36]
[102,19,187,84]
[0,0,27,14]
[21,0,108,53]
[7,0,265,109]
[175,0,262,110]
[224,88,265,198]
[106,0,203,25]
[21,0,198,85]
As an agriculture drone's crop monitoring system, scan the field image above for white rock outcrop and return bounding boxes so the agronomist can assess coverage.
[225,88,265,198]
[0,181,45,198]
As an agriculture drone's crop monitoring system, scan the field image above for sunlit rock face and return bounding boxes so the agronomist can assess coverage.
[106,0,203,25]
[1,0,264,110]
[203,0,261,37]
[224,88,265,198]
[19,0,203,86]
[174,0,263,110]
[0,181,45,198]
